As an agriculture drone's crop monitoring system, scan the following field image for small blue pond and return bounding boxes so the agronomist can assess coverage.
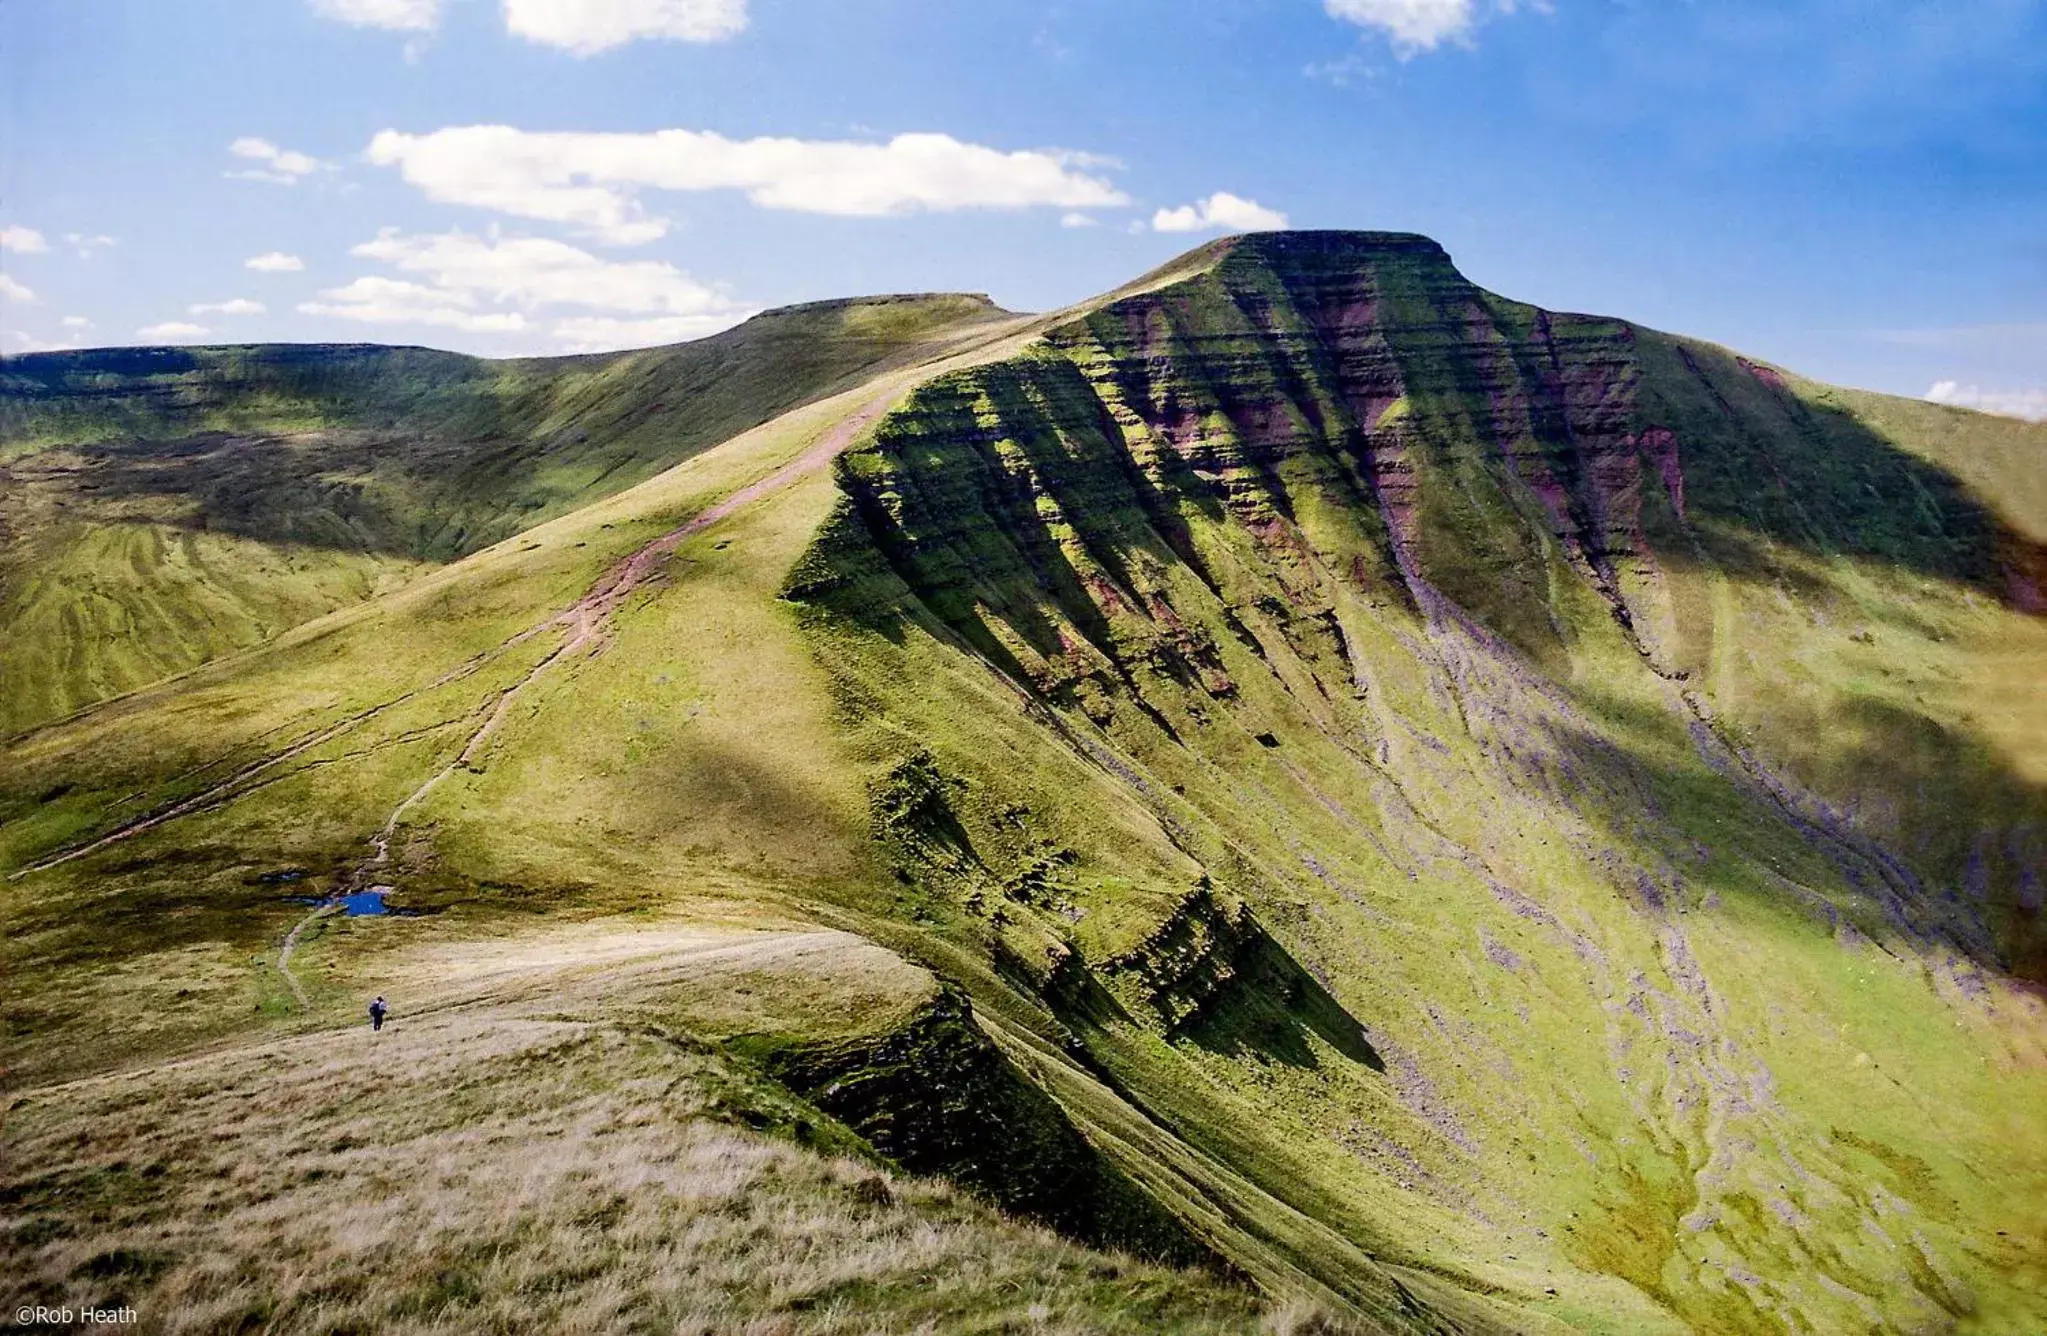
[282,887,422,917]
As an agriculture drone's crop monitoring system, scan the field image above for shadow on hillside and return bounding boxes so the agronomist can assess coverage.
[758,988,1232,1271]
[53,431,451,558]
[600,725,860,880]
[1175,928,1386,1072]
[790,286,2047,988]
[825,357,1238,691]
[10,312,1006,567]
[1022,908,1385,1075]
[1539,686,2047,986]
[1636,334,2047,609]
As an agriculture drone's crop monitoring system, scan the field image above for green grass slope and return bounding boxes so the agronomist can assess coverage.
[0,295,1018,734]
[4,234,2045,1334]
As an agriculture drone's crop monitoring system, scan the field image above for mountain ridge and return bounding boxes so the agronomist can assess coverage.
[4,232,2044,1334]
[0,292,1027,734]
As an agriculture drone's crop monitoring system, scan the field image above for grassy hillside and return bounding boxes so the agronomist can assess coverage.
[0,295,1020,734]
[4,234,2044,1333]
[779,234,2047,1332]
[2,922,1274,1334]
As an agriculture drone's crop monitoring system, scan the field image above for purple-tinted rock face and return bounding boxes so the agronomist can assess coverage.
[783,231,2047,1333]
[818,235,1682,661]
[795,230,2042,980]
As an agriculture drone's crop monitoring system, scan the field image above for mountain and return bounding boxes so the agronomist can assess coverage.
[4,232,2043,1334]
[0,293,1013,734]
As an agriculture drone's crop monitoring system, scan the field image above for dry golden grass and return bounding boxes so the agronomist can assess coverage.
[3,1003,1274,1334]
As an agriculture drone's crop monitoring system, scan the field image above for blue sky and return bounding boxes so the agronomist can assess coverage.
[2,0,2042,415]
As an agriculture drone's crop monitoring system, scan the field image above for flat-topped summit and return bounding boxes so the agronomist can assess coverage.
[751,291,1011,321]
[5,225,2047,1336]
[1091,228,1468,315]
[1217,228,1456,261]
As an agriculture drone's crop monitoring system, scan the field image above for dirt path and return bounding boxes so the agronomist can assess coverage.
[13,387,901,890]
[9,639,533,880]
[334,385,904,867]
[276,901,340,1008]
[19,925,878,1098]
[269,389,905,1006]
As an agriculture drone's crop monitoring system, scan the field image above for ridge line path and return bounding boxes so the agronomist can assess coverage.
[266,388,905,1007]
[277,902,340,1009]
[16,387,899,905]
[7,643,532,880]
[21,926,866,1098]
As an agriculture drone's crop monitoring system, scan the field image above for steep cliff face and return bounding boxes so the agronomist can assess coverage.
[792,233,2047,1332]
[809,232,2043,976]
[6,234,2042,1333]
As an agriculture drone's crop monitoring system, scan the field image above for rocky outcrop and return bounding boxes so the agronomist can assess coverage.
[786,232,2047,1333]
[806,235,1707,686]
[754,988,1229,1271]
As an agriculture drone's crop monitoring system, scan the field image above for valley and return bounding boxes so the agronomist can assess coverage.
[4,232,2044,1334]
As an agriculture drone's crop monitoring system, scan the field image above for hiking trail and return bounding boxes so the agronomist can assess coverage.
[14,388,898,890]
[273,389,903,1006]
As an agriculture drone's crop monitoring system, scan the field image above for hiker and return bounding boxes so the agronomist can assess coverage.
[368,996,388,1032]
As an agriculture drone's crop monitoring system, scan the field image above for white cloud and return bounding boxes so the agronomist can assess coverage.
[137,321,210,341]
[190,299,267,317]
[1925,380,2047,422]
[355,227,738,316]
[5,330,78,353]
[227,137,334,186]
[1059,212,1099,228]
[1150,191,1291,234]
[301,276,530,333]
[300,228,749,348]
[1323,0,1539,54]
[1326,0,1473,49]
[61,315,92,329]
[246,251,307,272]
[64,233,117,258]
[551,313,736,352]
[1303,53,1375,86]
[310,0,441,30]
[365,125,1130,244]
[0,225,47,253]
[0,274,36,303]
[503,0,746,54]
